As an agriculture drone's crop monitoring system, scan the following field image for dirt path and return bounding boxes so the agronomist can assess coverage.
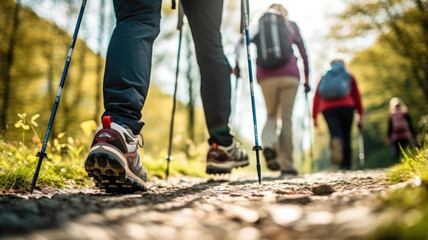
[0,170,390,240]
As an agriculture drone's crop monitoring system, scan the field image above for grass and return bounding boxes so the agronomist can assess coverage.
[384,146,428,184]
[0,136,90,192]
[371,139,428,239]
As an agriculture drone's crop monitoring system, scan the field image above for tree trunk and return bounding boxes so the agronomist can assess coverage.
[1,0,21,131]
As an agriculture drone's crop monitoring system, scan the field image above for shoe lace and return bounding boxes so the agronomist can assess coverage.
[229,139,244,158]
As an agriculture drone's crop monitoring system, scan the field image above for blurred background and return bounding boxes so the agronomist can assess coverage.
[0,0,427,177]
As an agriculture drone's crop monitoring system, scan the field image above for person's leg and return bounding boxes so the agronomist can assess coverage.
[86,0,162,193]
[259,77,280,149]
[181,0,233,146]
[395,138,410,161]
[278,76,299,173]
[392,140,401,162]
[259,77,281,170]
[103,0,162,134]
[339,107,355,170]
[322,108,343,165]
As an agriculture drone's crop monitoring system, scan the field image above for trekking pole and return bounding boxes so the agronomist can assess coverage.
[242,0,262,184]
[358,123,365,169]
[30,0,87,194]
[305,92,315,170]
[300,114,305,169]
[166,3,185,179]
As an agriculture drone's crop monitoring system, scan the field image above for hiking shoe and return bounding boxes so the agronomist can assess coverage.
[331,138,343,165]
[206,140,249,174]
[85,116,147,193]
[263,147,280,171]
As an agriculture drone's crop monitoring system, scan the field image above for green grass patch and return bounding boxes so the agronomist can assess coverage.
[372,141,428,239]
[371,184,428,240]
[0,137,91,192]
[383,146,428,184]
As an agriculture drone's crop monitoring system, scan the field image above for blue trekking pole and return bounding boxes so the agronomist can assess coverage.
[242,0,262,184]
[30,0,87,193]
[166,3,185,179]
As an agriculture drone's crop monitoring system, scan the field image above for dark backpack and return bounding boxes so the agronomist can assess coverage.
[253,12,293,69]
[318,63,352,99]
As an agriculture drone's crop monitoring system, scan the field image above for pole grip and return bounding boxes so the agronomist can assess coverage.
[177,2,184,30]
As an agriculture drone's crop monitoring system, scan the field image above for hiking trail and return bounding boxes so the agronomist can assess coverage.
[0,170,393,240]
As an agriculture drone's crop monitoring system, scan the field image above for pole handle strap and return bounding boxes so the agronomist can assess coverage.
[36,152,47,159]
[252,146,262,151]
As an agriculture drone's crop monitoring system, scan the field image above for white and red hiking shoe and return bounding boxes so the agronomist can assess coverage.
[206,140,249,174]
[85,116,147,193]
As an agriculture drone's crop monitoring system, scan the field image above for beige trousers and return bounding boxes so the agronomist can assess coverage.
[259,76,299,172]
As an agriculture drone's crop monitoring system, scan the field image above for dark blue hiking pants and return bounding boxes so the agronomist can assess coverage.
[102,0,233,146]
[322,107,354,170]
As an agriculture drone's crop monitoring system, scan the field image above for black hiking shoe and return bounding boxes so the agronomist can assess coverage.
[206,140,249,174]
[263,147,280,171]
[85,116,147,193]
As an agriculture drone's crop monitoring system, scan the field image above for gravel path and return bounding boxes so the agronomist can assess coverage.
[0,170,390,240]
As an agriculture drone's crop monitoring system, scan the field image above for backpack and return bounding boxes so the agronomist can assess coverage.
[318,63,352,99]
[253,12,293,69]
[391,112,411,140]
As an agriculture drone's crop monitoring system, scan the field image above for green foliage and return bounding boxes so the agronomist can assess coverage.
[0,113,90,192]
[372,186,428,240]
[0,0,106,140]
[384,144,428,184]
[372,144,428,239]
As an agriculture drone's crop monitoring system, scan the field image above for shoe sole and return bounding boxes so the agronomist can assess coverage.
[85,152,147,193]
[263,148,280,171]
[206,160,249,175]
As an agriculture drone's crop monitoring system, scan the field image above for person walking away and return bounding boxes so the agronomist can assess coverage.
[84,0,249,193]
[312,58,364,170]
[386,97,419,162]
[250,4,310,177]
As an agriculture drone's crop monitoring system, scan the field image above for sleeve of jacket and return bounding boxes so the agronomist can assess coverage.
[350,76,363,116]
[312,81,321,120]
[290,22,309,79]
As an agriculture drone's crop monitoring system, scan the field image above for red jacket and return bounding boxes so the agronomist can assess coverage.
[312,75,363,120]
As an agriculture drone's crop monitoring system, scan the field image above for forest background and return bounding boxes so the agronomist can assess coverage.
[0,0,427,177]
